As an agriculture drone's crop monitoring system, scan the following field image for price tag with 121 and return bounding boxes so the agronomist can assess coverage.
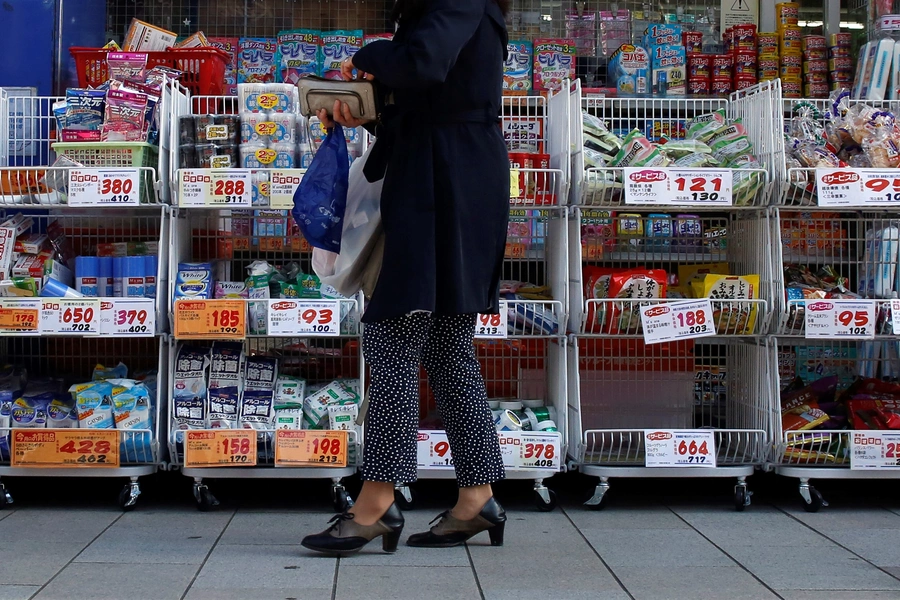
[623,168,733,206]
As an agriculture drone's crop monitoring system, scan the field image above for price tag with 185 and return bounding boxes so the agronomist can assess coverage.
[623,168,733,206]
[40,298,100,335]
[274,430,348,467]
[804,299,875,339]
[640,299,716,344]
[68,168,141,207]
[99,298,155,336]
[173,300,245,340]
[475,302,508,338]
[644,430,717,468]
[267,300,340,336]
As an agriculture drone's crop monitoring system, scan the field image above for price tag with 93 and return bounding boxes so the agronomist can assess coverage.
[40,299,100,335]
[68,169,141,207]
[99,299,155,336]
[640,299,716,344]
[267,300,340,336]
[416,431,455,469]
[475,303,507,338]
[644,430,716,468]
[274,430,348,467]
[804,299,875,339]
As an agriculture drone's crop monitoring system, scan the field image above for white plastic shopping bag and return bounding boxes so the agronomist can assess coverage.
[311,145,384,297]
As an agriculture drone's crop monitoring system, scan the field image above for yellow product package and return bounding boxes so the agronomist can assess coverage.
[675,262,730,297]
[691,274,760,334]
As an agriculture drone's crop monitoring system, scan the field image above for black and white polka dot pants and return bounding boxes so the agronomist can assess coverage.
[360,312,505,487]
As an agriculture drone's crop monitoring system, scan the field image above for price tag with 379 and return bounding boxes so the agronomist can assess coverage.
[99,299,155,336]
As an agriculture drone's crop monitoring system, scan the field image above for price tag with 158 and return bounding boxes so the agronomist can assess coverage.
[68,168,141,207]
[99,298,155,336]
[644,430,717,468]
[184,430,257,467]
[40,298,100,335]
[267,300,340,336]
[804,299,875,339]
[640,299,717,344]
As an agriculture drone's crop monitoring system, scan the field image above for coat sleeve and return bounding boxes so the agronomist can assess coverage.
[352,0,486,89]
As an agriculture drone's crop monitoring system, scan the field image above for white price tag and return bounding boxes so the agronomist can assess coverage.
[804,299,875,339]
[851,431,900,470]
[99,299,155,337]
[475,303,508,338]
[816,169,900,207]
[879,14,900,30]
[416,430,454,469]
[511,431,561,470]
[267,299,340,336]
[640,299,716,344]
[644,430,716,468]
[40,298,100,335]
[269,169,305,210]
[179,169,252,207]
[624,168,733,206]
[68,169,141,207]
[892,299,900,333]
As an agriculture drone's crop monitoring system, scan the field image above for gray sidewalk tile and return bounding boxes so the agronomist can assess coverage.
[0,585,40,600]
[0,509,119,544]
[483,592,631,600]
[779,592,900,600]
[186,543,334,597]
[674,508,832,547]
[566,505,692,530]
[578,528,735,567]
[335,566,478,600]
[614,566,780,600]
[75,510,234,565]
[32,563,196,600]
[0,542,87,586]
[219,511,331,546]
[812,529,900,567]
[342,510,470,567]
[733,546,900,591]
[779,505,900,530]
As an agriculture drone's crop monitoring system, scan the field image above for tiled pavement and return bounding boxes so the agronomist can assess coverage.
[1,475,899,600]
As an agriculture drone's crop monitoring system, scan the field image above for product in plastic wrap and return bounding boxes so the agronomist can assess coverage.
[321,30,363,80]
[276,29,320,84]
[860,224,900,298]
[781,382,831,432]
[686,109,727,141]
[10,393,52,428]
[70,382,115,429]
[102,88,149,142]
[658,138,711,160]
[172,345,210,434]
[107,52,148,82]
[46,397,78,428]
[610,130,667,167]
[174,262,213,300]
[111,383,152,431]
[328,402,358,430]
[65,89,105,132]
[94,362,128,381]
[208,342,245,391]
[302,381,357,429]
[691,273,761,334]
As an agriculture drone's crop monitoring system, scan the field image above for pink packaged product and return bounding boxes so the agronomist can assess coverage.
[533,38,576,92]
[238,38,277,84]
[364,33,393,46]
[321,30,363,80]
[102,89,148,142]
[209,37,239,95]
[107,52,148,82]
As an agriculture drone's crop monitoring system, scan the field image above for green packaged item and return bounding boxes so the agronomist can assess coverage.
[610,130,668,167]
[686,109,727,141]
[658,138,711,159]
[710,135,754,163]
[673,152,720,168]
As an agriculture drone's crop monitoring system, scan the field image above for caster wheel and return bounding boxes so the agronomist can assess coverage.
[196,486,219,512]
[394,487,416,511]
[118,484,140,512]
[332,488,353,513]
[802,487,825,513]
[0,490,9,509]
[734,488,748,512]
[535,489,557,512]
[586,494,607,511]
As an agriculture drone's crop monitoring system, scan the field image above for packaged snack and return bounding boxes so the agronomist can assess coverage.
[691,274,761,334]
[504,41,533,92]
[674,214,702,248]
[107,52,148,81]
[276,29,320,84]
[238,38,277,83]
[658,138,711,159]
[102,88,149,142]
[533,38,576,92]
[606,269,668,332]
[645,213,672,249]
[616,213,644,249]
[608,44,650,96]
[781,384,830,432]
[321,30,363,80]
[686,109,727,141]
[610,130,667,167]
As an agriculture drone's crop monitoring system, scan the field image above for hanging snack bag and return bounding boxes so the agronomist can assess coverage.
[686,109,727,141]
[533,38,576,92]
[321,30,363,80]
[276,29,320,84]
[238,38,277,83]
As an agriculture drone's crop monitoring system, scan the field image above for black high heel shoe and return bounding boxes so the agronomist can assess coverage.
[301,503,404,555]
[407,497,506,548]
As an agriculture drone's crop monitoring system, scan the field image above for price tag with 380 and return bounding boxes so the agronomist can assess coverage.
[804,299,875,339]
[68,168,141,207]
[40,298,100,335]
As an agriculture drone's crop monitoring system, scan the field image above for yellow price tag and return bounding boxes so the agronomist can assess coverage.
[510,169,521,199]
[12,429,120,468]
[184,430,257,468]
[275,430,349,467]
[174,299,246,340]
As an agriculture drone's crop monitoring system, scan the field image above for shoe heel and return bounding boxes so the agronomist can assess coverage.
[382,528,402,553]
[488,522,505,547]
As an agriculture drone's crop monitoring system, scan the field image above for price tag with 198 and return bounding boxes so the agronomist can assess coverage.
[475,302,507,338]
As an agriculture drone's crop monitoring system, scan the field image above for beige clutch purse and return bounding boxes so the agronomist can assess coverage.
[297,76,379,122]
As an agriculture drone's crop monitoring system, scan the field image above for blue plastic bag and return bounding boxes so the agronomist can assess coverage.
[292,124,349,253]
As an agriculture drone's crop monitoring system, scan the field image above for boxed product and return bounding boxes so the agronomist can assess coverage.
[533,39,576,92]
[504,41,533,92]
[650,45,687,96]
[321,30,363,80]
[238,38,277,84]
[276,29,320,84]
[608,44,649,96]
[123,19,177,52]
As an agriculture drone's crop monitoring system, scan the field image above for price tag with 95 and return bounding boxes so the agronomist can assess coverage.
[804,299,875,339]
[475,303,508,338]
[416,430,455,469]
[267,300,340,336]
[40,299,100,335]
[816,169,900,207]
[68,169,141,207]
[640,299,717,344]
[644,430,717,468]
[99,298,155,336]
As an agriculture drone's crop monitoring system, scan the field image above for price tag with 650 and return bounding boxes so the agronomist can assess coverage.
[40,298,100,335]
[804,299,875,339]
[623,168,733,206]
[68,169,141,207]
[640,299,717,344]
[179,170,252,207]
[267,300,340,336]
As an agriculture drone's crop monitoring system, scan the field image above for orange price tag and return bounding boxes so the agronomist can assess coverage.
[184,430,257,467]
[0,299,39,332]
[11,429,120,468]
[275,430,348,467]
[174,299,246,340]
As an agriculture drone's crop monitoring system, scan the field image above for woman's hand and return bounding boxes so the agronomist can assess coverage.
[316,100,370,130]
[341,57,375,82]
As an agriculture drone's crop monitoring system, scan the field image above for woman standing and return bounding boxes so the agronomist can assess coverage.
[301,0,511,554]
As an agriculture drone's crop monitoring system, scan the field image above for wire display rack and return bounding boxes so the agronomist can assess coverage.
[566,81,779,511]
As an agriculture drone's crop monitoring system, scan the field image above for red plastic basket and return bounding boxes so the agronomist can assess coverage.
[69,47,230,96]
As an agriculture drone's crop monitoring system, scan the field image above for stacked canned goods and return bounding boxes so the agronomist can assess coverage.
[179,114,241,169]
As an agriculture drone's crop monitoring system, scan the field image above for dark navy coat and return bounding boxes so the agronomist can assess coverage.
[352,0,510,323]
